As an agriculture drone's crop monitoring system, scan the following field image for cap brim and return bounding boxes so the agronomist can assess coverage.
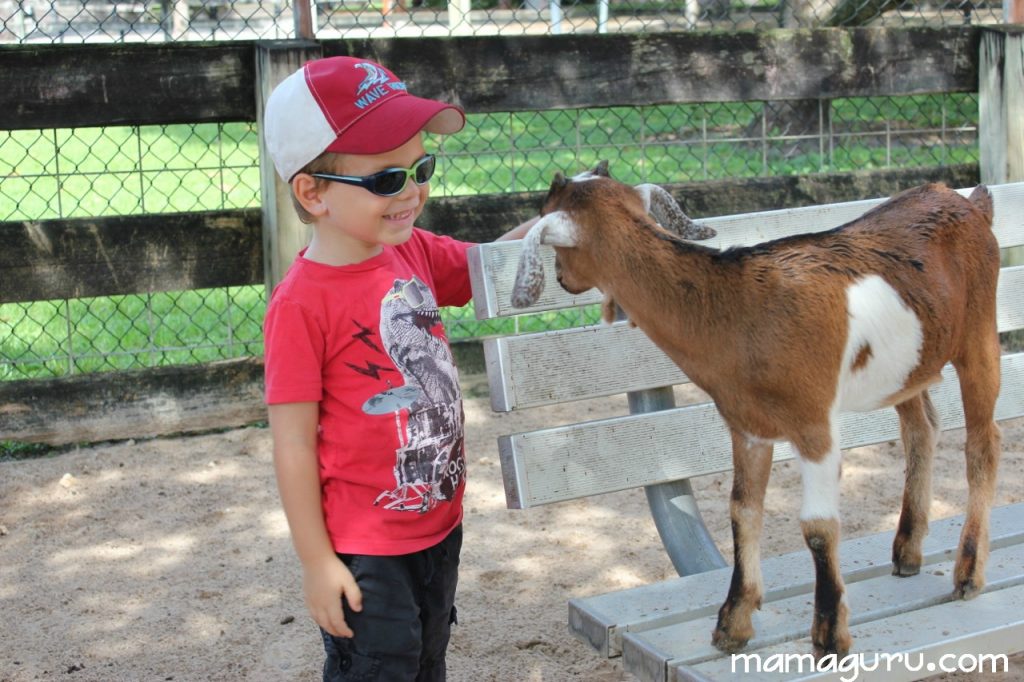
[324,95,466,155]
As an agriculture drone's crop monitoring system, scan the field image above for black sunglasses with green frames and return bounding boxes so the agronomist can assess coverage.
[311,154,437,197]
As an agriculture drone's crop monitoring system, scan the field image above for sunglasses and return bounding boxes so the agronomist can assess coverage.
[384,278,429,309]
[311,154,436,197]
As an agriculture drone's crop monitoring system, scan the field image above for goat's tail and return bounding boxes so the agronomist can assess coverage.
[968,184,995,227]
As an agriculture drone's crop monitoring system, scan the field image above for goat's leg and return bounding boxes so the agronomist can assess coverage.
[796,429,851,658]
[952,336,1002,600]
[891,391,939,576]
[712,430,773,653]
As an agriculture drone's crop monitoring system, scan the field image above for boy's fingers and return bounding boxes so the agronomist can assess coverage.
[316,606,352,639]
[343,579,363,612]
[327,601,353,638]
[329,617,354,639]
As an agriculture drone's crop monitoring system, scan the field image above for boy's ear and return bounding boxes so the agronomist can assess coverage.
[291,173,329,217]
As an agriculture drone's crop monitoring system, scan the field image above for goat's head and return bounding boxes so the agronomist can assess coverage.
[510,161,716,309]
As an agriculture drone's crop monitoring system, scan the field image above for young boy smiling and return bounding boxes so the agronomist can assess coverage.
[261,56,532,681]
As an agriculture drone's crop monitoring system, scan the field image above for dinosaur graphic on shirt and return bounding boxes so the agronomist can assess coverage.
[366,276,466,513]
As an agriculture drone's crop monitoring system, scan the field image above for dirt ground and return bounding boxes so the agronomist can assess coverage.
[1,378,1022,682]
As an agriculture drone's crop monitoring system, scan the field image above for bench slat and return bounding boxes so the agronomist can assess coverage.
[483,322,685,412]
[499,352,1024,508]
[569,503,1024,658]
[624,542,1024,682]
[485,266,1024,412]
[467,182,1024,320]
[678,582,1024,681]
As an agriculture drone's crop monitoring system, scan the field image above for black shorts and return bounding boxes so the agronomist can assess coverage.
[320,524,462,682]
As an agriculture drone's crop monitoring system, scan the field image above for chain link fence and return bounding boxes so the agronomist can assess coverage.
[0,1,998,383]
[0,0,1009,43]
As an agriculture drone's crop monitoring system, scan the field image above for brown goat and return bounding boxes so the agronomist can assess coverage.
[511,163,1002,657]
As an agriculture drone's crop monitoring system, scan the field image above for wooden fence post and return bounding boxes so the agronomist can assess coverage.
[979,27,1024,266]
[1006,0,1024,24]
[293,0,316,40]
[979,28,1024,186]
[255,42,323,297]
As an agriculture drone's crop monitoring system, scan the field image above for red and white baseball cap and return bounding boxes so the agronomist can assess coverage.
[263,56,466,181]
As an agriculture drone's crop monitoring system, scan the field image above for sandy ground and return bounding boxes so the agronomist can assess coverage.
[1,379,1022,682]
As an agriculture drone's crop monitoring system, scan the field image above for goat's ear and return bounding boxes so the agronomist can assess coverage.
[511,211,579,308]
[593,160,610,177]
[635,183,717,241]
[542,173,571,213]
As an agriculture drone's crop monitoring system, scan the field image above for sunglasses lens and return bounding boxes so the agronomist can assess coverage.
[402,281,425,308]
[373,170,409,196]
[367,156,436,196]
[415,156,436,184]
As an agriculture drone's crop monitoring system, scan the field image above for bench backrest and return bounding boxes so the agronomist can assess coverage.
[467,183,1024,510]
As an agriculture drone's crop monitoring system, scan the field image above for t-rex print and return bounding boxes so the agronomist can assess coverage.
[371,276,465,513]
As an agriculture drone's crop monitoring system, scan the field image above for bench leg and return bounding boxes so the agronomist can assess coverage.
[645,478,726,576]
[629,384,727,576]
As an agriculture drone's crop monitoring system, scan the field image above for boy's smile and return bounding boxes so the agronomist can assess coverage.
[384,208,417,223]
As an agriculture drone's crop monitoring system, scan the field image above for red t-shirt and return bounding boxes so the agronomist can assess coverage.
[263,228,474,556]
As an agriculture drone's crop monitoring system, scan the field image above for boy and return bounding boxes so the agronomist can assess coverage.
[261,56,532,681]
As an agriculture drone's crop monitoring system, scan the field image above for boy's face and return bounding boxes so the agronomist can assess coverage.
[297,134,431,264]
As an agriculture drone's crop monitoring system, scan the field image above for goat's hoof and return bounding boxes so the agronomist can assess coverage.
[953,579,982,600]
[711,627,749,653]
[891,560,921,577]
[811,616,851,660]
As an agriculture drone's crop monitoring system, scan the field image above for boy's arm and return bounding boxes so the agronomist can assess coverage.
[495,215,540,242]
[268,402,363,637]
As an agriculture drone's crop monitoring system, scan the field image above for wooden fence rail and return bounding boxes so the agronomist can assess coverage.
[1,26,1021,445]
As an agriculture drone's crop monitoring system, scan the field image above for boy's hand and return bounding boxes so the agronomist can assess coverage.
[303,556,363,638]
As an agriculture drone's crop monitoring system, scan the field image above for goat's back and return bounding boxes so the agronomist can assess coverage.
[718,184,998,305]
[691,183,999,426]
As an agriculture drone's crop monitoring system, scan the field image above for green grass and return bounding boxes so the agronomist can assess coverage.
[0,288,265,380]
[0,440,59,462]
[0,94,981,380]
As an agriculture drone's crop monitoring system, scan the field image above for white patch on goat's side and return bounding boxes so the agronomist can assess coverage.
[835,275,923,413]
[797,442,842,521]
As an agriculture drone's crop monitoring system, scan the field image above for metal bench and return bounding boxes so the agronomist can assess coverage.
[466,182,1024,682]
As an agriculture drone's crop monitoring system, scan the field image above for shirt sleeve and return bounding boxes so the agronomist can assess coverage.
[263,296,325,405]
[417,230,474,308]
